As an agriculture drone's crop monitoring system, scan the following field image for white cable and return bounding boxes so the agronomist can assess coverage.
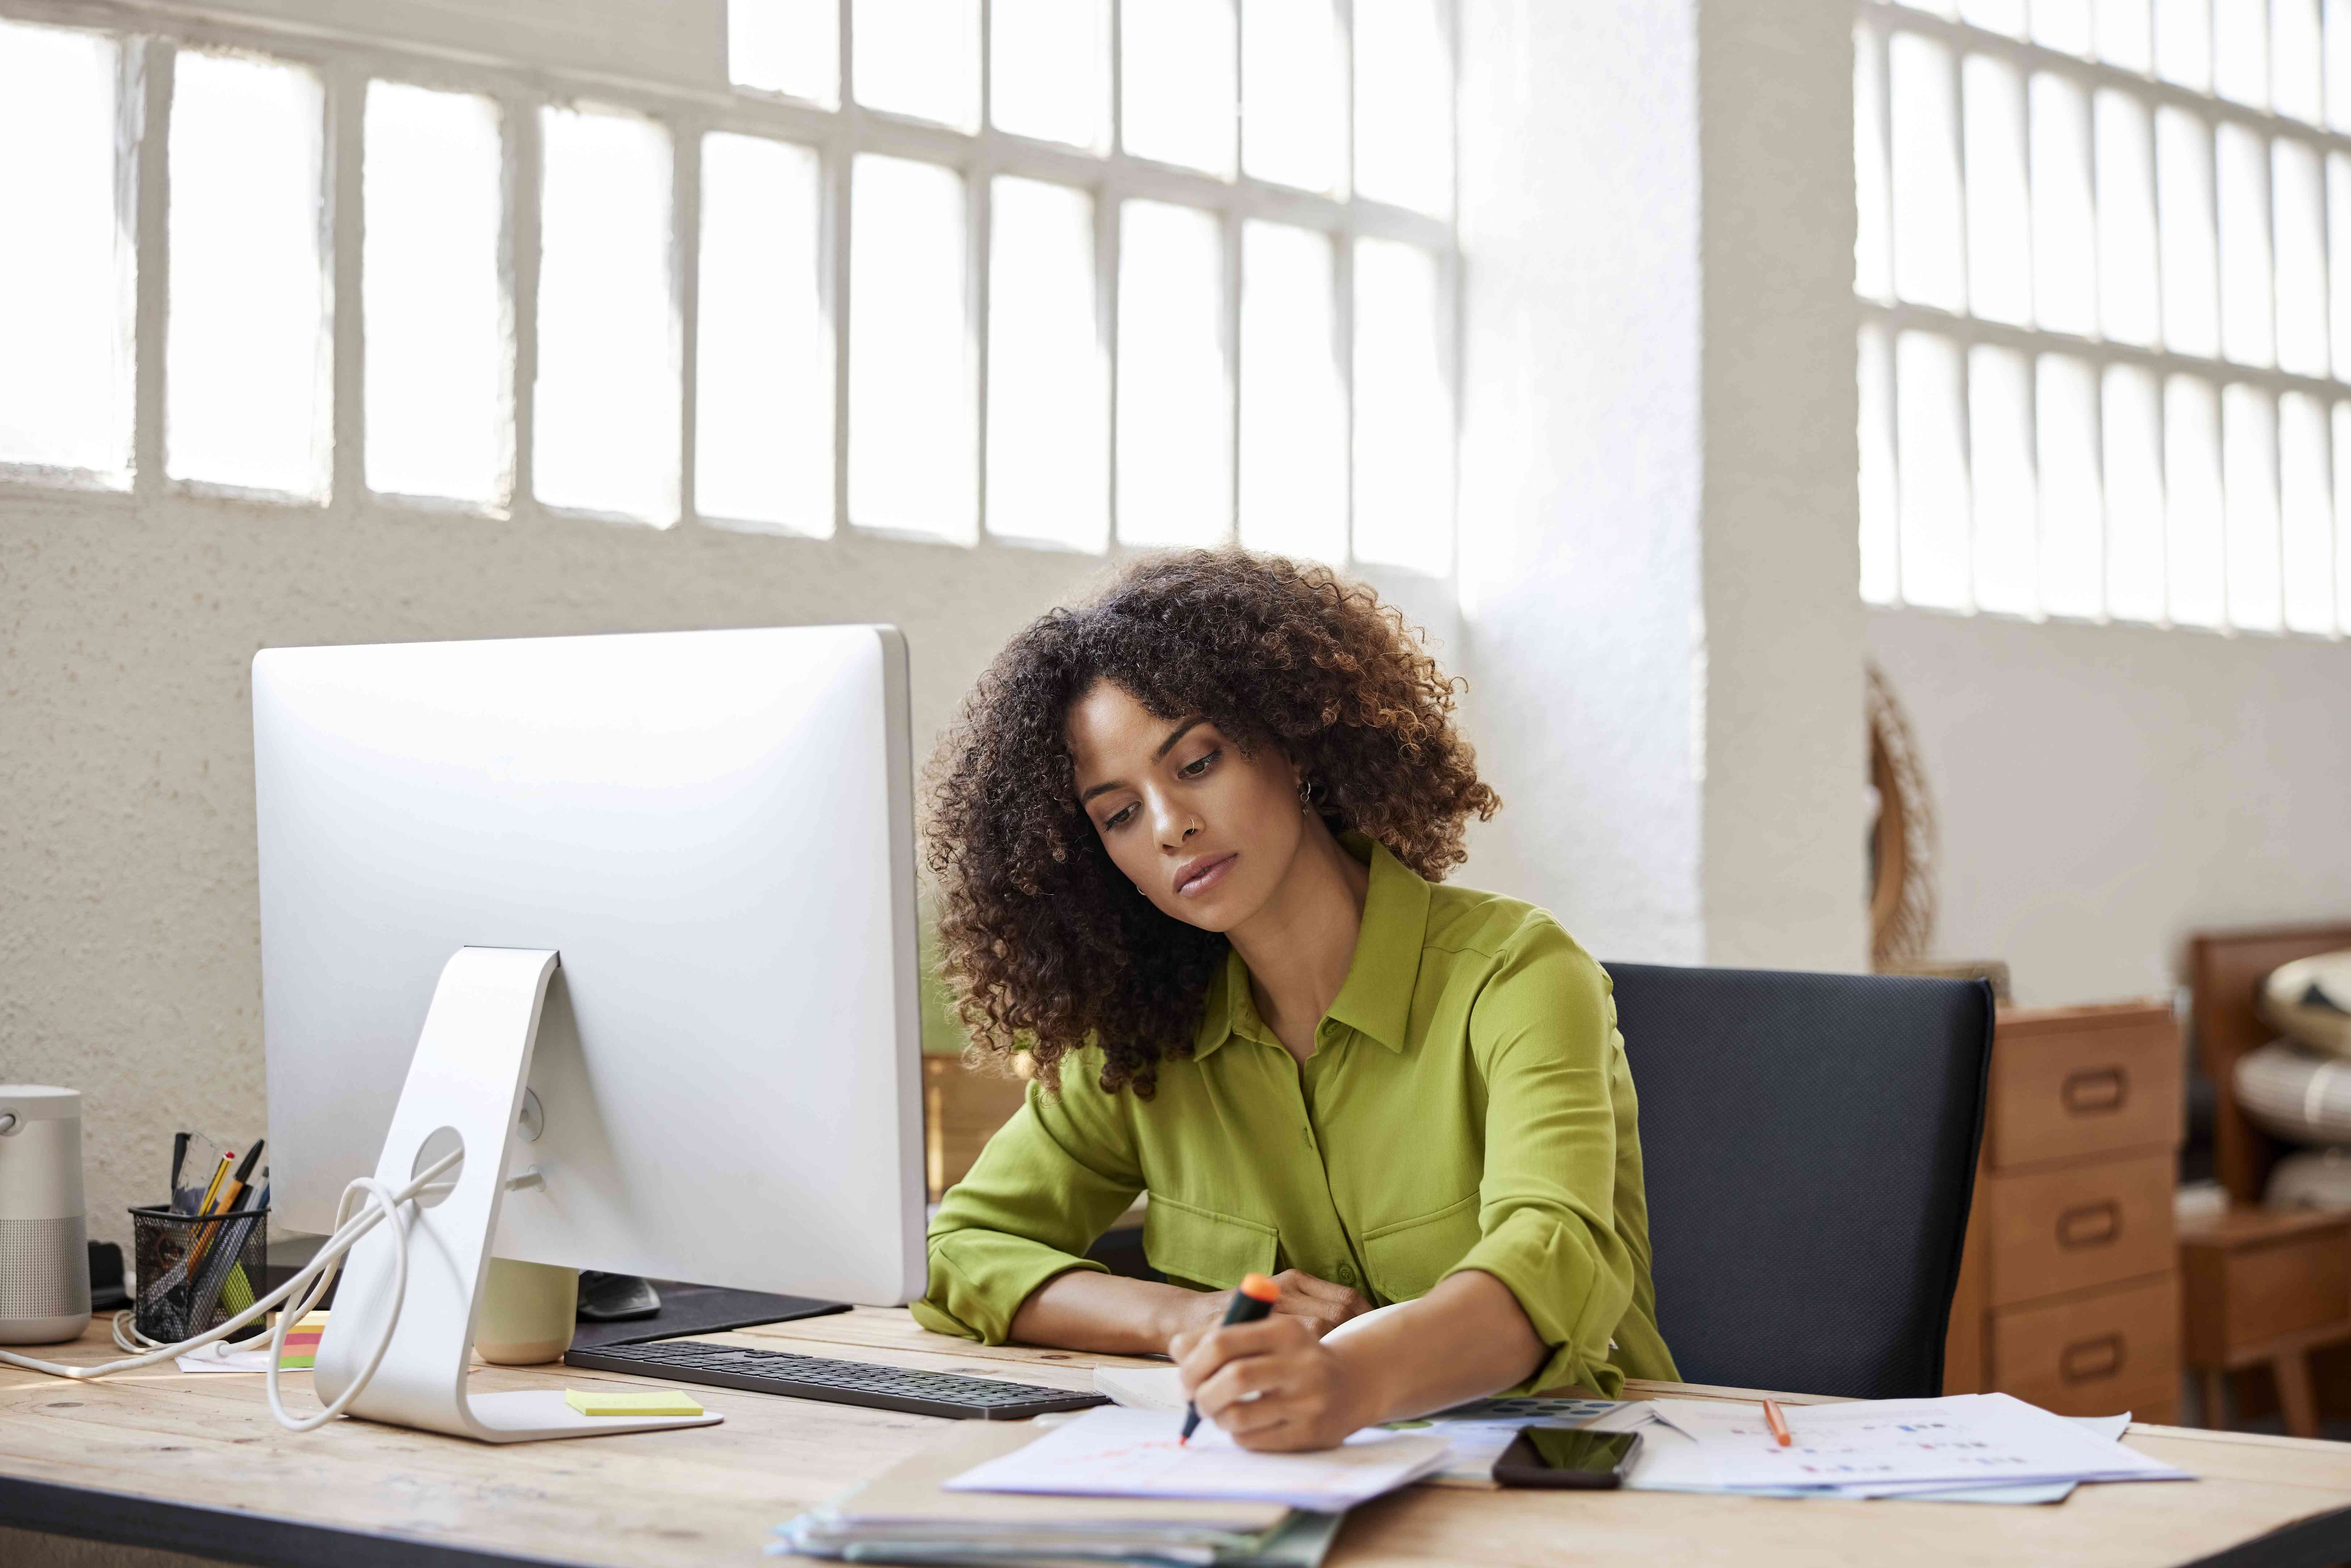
[0,1149,461,1432]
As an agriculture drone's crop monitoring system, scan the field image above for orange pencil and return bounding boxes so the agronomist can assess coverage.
[1762,1398,1792,1447]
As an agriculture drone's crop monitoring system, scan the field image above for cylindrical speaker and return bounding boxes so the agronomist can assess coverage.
[0,1085,92,1344]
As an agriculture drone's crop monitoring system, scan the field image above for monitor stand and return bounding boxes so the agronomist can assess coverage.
[312,947,722,1443]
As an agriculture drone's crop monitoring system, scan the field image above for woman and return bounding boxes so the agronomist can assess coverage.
[915,549,1675,1450]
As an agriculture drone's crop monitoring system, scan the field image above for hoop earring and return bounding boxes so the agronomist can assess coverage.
[1297,777,1315,815]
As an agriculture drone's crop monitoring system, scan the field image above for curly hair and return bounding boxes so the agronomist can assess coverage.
[924,549,1500,1097]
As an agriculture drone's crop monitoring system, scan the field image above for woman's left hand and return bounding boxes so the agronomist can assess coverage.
[1168,1314,1379,1451]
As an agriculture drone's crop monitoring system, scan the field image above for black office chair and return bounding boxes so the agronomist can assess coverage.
[1609,963,1994,1399]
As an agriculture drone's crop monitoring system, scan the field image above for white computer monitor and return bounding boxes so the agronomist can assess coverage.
[251,625,926,1437]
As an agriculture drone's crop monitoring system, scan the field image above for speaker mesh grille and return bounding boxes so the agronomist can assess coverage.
[0,1215,90,1317]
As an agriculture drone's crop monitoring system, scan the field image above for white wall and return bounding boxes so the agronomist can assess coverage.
[1869,606,2351,1005]
[1456,0,1868,972]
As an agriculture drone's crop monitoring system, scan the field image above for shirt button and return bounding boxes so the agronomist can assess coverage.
[1336,1264,1357,1285]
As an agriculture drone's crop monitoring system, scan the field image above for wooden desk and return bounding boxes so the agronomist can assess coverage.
[8,1308,2351,1568]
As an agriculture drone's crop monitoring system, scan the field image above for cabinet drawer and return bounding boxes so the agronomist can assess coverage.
[1989,1273,2180,1420]
[1985,1152,2174,1308]
[1989,1008,2179,1170]
[2181,1214,2351,1361]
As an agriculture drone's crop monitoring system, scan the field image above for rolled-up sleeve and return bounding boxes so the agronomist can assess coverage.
[911,1060,1144,1344]
[1441,924,1641,1397]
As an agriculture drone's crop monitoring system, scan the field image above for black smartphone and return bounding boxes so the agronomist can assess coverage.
[1491,1426,1643,1489]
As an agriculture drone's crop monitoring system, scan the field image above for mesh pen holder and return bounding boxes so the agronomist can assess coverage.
[128,1204,269,1345]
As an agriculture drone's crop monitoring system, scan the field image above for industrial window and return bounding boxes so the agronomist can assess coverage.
[0,2,1461,572]
[1859,0,2351,635]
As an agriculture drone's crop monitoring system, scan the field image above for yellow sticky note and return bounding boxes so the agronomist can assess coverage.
[565,1387,704,1418]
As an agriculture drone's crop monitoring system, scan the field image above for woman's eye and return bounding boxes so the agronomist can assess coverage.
[1103,803,1138,831]
[1177,748,1220,779]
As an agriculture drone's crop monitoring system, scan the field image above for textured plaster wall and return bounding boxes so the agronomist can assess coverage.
[1868,606,2351,1005]
[1695,0,1869,971]
[1456,0,1867,971]
[1456,0,1707,964]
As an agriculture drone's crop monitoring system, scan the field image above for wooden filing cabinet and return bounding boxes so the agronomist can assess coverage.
[1942,1001,2183,1423]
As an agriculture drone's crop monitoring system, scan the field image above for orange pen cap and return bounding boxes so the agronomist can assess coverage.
[1238,1273,1280,1303]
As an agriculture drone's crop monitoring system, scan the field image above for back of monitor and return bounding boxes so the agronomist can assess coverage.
[253,625,924,1308]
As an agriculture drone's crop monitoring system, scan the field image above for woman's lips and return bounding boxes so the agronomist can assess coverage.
[1175,853,1237,898]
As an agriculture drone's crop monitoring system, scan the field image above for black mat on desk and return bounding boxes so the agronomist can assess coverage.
[568,1281,849,1349]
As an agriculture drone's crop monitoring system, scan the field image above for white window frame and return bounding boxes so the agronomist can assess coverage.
[0,0,1461,573]
[1857,0,2350,637]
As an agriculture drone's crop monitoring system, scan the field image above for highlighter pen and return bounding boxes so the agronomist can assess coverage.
[1178,1272,1281,1445]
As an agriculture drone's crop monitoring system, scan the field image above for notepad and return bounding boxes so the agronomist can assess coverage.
[564,1387,705,1417]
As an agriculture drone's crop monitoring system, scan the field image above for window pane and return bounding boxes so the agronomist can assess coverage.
[2105,362,2168,620]
[2222,383,2282,629]
[1970,345,2037,614]
[2040,354,2105,616]
[2275,139,2328,377]
[1860,324,1900,604]
[168,52,325,495]
[1354,0,1452,217]
[1353,238,1452,575]
[2099,0,2154,70]
[2156,0,2213,89]
[1961,0,2026,36]
[697,132,829,535]
[2165,374,2227,626]
[1238,222,1343,563]
[729,0,837,107]
[1856,29,1891,300]
[1897,330,1972,609]
[2215,0,2269,104]
[534,107,676,524]
[2034,0,2094,55]
[2280,391,2335,632]
[1964,54,2031,326]
[1243,0,1344,194]
[854,0,979,129]
[2158,107,2219,357]
[849,154,971,539]
[988,177,1106,551]
[2275,0,2324,123]
[2330,152,2351,375]
[2097,91,2160,346]
[1892,33,1965,312]
[2333,0,2351,131]
[992,0,1108,149]
[1118,200,1228,545]
[0,21,125,478]
[364,83,503,506]
[2031,73,2097,335]
[2336,402,2351,623]
[2217,122,2275,366]
[1123,0,1236,177]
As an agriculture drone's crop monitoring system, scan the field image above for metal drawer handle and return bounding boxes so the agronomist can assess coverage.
[2056,1200,2121,1249]
[2059,1333,2125,1385]
[2061,1067,2127,1114]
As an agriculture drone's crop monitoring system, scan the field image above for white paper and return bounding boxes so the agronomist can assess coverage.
[944,1405,1451,1511]
[1628,1394,2186,1495]
[174,1341,287,1374]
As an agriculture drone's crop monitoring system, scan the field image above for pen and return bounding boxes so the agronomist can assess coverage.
[1762,1398,1792,1447]
[1178,1272,1281,1445]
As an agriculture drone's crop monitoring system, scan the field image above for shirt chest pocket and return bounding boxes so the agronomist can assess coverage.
[1142,1191,1278,1292]
[1359,1192,1482,1305]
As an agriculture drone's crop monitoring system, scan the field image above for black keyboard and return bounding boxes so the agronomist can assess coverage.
[562,1339,1112,1421]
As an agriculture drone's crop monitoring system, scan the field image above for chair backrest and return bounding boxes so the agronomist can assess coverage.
[1607,962,1994,1399]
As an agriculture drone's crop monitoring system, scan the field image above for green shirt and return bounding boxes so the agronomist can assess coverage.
[914,835,1678,1397]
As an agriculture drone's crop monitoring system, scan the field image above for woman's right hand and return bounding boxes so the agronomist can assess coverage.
[1161,1269,1370,1350]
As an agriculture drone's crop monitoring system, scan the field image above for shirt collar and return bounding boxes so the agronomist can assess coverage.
[1191,833,1431,1060]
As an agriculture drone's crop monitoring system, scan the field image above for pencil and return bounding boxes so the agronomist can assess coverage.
[1762,1398,1792,1446]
